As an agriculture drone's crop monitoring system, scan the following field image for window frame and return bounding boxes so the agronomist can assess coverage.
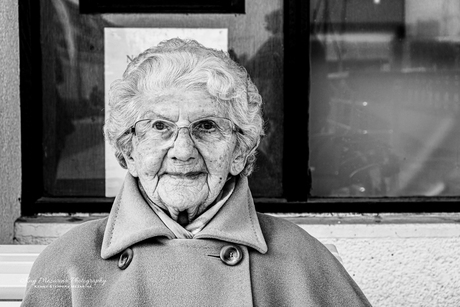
[19,0,459,215]
[79,0,245,14]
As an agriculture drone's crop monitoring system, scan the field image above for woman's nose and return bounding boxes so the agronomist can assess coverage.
[168,128,197,161]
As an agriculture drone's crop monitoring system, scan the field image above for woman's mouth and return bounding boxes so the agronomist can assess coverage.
[165,172,205,180]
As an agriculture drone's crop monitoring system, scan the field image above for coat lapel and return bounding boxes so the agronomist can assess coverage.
[101,174,267,259]
[195,176,268,254]
[101,174,175,259]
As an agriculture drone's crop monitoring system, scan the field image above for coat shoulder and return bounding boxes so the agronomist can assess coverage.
[255,213,345,275]
[256,212,323,251]
[254,213,372,306]
[29,217,108,274]
[22,218,109,306]
[46,217,106,255]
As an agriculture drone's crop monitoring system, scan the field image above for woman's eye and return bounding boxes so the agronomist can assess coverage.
[196,120,217,131]
[152,121,168,130]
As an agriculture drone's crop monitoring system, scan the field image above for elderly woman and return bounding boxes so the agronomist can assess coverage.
[22,39,371,306]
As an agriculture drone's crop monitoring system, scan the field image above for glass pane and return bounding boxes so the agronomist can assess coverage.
[309,0,460,197]
[41,0,284,197]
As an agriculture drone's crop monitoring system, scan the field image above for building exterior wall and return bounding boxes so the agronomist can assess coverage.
[303,221,460,307]
[0,0,20,243]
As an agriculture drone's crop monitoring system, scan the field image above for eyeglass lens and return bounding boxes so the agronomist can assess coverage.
[134,118,234,144]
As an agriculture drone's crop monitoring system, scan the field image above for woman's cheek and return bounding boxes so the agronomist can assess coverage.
[135,145,168,179]
[206,151,233,178]
[136,153,164,198]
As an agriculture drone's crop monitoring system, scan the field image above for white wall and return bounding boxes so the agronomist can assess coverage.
[300,219,460,307]
[0,0,20,243]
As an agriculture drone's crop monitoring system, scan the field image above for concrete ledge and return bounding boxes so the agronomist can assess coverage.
[281,212,460,224]
[284,213,460,239]
[14,213,460,244]
[299,223,460,239]
[14,215,106,244]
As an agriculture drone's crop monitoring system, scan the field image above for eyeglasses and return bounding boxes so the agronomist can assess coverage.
[128,116,239,145]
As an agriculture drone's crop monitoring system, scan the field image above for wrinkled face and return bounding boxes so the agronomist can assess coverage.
[123,89,246,221]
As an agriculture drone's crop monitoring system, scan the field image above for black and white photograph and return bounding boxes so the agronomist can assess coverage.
[0,0,459,306]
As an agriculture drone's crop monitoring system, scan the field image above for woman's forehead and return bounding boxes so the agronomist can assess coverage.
[138,90,226,120]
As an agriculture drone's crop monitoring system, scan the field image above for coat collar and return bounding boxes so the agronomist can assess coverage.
[101,174,268,259]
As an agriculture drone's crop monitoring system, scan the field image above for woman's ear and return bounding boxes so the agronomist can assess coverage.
[122,152,139,177]
[230,149,247,176]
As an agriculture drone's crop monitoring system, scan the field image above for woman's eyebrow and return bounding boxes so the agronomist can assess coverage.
[140,111,174,121]
[191,115,222,121]
[188,110,222,120]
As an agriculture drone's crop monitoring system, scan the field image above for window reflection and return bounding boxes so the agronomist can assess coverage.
[309,0,460,196]
[42,0,108,196]
[243,8,284,198]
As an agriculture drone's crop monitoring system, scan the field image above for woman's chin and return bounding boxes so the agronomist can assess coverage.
[155,176,210,213]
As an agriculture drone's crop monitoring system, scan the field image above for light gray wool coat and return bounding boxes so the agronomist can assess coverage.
[21,175,372,306]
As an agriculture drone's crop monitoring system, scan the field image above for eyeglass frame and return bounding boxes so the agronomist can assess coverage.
[122,116,243,143]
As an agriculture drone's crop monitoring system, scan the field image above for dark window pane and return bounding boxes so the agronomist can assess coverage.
[41,0,106,196]
[310,0,460,197]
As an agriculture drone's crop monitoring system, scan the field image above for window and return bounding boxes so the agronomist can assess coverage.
[21,0,291,214]
[308,0,460,210]
[21,0,457,215]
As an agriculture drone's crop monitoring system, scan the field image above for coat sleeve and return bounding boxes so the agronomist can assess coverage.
[21,219,107,307]
[21,240,73,307]
[253,213,373,307]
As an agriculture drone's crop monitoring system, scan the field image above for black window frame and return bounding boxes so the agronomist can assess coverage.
[79,0,245,14]
[19,0,458,215]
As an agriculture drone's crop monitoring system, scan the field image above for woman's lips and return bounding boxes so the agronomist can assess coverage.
[165,172,205,180]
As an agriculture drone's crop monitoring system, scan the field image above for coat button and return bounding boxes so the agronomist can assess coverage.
[220,245,243,266]
[118,248,133,270]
